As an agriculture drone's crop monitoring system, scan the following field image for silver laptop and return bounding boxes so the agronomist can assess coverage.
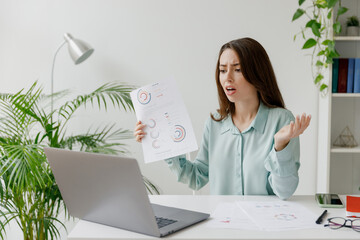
[44,147,209,237]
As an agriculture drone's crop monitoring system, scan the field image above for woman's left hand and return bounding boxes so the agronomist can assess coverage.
[274,113,311,151]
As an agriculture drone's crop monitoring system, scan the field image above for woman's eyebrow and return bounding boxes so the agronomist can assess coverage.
[219,63,240,67]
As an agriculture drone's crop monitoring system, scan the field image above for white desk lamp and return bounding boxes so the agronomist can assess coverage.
[51,33,94,112]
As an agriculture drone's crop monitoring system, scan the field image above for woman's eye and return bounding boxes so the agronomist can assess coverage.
[235,68,241,72]
[219,69,226,73]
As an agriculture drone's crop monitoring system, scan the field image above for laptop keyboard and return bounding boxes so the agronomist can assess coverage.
[155,217,177,228]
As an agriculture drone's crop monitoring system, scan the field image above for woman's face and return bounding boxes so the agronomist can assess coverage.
[219,48,257,103]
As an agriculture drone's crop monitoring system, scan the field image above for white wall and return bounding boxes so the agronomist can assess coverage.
[0,0,318,239]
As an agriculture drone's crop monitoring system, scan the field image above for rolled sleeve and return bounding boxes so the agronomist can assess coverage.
[264,137,300,200]
[165,154,209,190]
[264,137,300,177]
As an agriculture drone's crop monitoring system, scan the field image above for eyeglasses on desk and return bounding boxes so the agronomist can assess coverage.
[324,217,360,232]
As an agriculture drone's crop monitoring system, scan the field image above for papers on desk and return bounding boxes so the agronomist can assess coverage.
[207,201,319,231]
[130,77,198,163]
[205,202,258,230]
[239,201,319,231]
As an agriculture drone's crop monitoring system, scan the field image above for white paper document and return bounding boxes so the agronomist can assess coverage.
[237,201,319,231]
[130,77,198,163]
[206,202,258,230]
[207,201,320,231]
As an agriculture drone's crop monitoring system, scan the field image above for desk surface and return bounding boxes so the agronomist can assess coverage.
[68,195,359,240]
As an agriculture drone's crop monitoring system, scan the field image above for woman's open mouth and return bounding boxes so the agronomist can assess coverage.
[225,87,236,95]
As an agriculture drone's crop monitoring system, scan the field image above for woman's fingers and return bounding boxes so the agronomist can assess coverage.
[134,121,147,142]
[134,121,145,131]
[300,114,311,134]
[290,120,295,137]
[292,113,311,137]
[135,134,145,142]
[135,130,147,142]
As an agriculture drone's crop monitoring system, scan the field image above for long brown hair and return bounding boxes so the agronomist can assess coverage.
[211,37,285,121]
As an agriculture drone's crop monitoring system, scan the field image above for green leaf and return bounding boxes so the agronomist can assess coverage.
[302,38,317,49]
[299,0,306,5]
[337,6,348,16]
[311,22,321,37]
[333,22,342,34]
[327,40,335,51]
[328,49,339,58]
[317,50,325,56]
[327,0,338,8]
[322,39,331,45]
[306,20,316,28]
[316,61,324,66]
[320,84,328,91]
[314,74,324,84]
[292,9,305,21]
[326,56,333,64]
[315,0,327,8]
[327,10,332,19]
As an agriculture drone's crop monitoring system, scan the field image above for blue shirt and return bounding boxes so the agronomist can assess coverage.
[165,101,300,200]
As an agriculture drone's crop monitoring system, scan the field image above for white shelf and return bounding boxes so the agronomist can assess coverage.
[317,0,360,195]
[332,93,360,97]
[334,36,360,41]
[331,146,360,153]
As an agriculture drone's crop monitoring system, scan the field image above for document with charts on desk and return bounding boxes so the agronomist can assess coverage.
[237,201,320,231]
[207,201,320,231]
[130,77,198,163]
[205,202,258,230]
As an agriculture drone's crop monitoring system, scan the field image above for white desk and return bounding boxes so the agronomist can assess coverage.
[68,195,359,240]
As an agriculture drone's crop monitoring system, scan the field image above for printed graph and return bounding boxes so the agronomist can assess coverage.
[152,140,160,149]
[147,118,156,128]
[150,131,160,139]
[137,89,151,105]
[173,125,186,142]
[147,118,160,149]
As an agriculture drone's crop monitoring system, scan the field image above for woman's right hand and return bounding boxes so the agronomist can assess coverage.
[134,121,147,142]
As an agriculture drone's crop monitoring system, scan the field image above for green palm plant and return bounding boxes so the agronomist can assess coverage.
[0,82,159,240]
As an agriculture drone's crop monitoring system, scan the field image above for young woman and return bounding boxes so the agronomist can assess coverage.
[134,37,311,200]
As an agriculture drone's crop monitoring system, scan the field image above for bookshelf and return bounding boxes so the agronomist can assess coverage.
[317,0,360,195]
[332,93,360,97]
[331,146,360,153]
[335,36,360,41]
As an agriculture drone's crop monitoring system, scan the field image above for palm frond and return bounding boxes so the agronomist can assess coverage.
[0,196,22,240]
[143,176,160,195]
[0,82,43,144]
[57,82,135,124]
[61,124,133,154]
[33,216,66,240]
[85,143,128,155]
[41,89,71,107]
[0,144,49,191]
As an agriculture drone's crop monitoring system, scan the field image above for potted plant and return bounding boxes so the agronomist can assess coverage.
[0,82,159,240]
[346,15,359,36]
[292,0,348,93]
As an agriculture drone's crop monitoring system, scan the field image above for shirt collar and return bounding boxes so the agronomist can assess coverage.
[220,101,269,134]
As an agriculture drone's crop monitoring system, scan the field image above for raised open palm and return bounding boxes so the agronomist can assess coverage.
[274,113,311,151]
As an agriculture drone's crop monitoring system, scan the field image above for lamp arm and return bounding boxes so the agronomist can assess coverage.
[51,40,67,114]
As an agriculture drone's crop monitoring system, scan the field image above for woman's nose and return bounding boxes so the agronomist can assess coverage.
[225,72,233,82]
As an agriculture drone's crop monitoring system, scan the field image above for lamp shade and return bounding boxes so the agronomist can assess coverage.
[64,33,94,65]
